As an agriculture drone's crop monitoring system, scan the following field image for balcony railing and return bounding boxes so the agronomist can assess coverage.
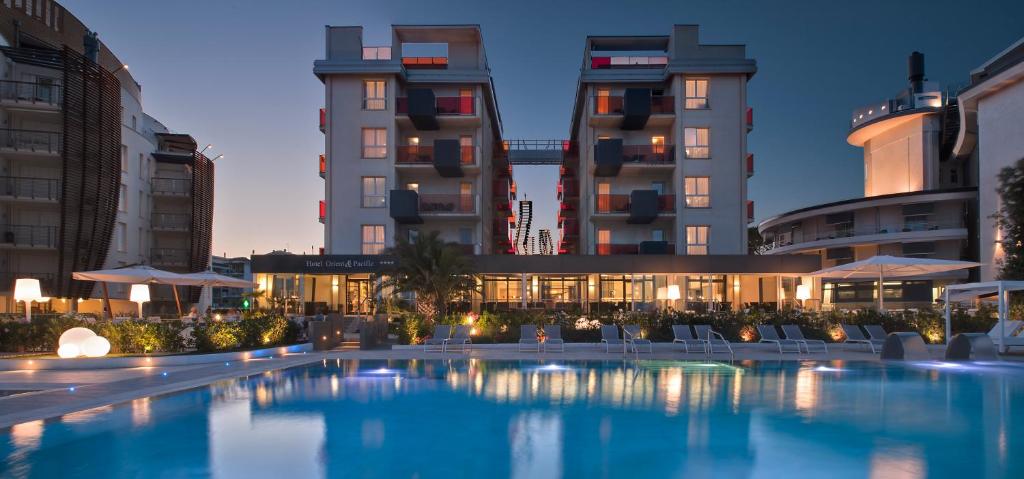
[0,271,56,294]
[596,243,675,255]
[152,213,191,231]
[595,194,675,213]
[319,108,326,132]
[0,176,59,201]
[623,145,674,164]
[0,80,61,105]
[151,248,189,266]
[590,56,668,69]
[0,129,61,154]
[765,219,967,251]
[746,153,754,178]
[395,145,476,165]
[401,57,448,69]
[419,194,476,214]
[319,154,326,178]
[592,96,674,115]
[396,96,476,116]
[0,224,57,248]
[152,177,191,196]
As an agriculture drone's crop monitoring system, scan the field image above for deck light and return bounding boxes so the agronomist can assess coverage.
[14,278,42,322]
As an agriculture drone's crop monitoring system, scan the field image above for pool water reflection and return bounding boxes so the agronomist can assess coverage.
[2,359,1023,478]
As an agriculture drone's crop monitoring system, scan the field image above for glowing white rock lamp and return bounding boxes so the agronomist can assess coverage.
[129,284,151,319]
[13,278,42,322]
[58,327,111,358]
[81,336,111,357]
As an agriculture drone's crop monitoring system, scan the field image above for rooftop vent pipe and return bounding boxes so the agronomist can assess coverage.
[908,51,925,93]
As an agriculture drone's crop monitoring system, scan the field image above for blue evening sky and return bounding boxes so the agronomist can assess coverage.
[63,0,1023,256]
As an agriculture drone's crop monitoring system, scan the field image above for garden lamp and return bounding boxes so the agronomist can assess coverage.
[14,278,42,322]
[130,284,151,319]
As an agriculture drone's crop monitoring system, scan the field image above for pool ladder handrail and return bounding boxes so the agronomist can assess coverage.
[704,329,735,360]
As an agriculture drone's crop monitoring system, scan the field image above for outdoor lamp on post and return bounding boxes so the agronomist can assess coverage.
[130,284,151,319]
[14,278,42,322]
[796,284,812,309]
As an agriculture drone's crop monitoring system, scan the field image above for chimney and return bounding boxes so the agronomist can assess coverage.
[908,51,925,93]
[83,30,100,63]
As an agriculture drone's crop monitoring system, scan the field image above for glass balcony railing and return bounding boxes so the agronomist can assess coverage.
[0,176,59,200]
[0,129,61,154]
[594,194,675,213]
[623,145,675,164]
[395,96,476,116]
[596,243,676,255]
[590,55,668,69]
[592,96,674,115]
[395,145,476,165]
[152,177,191,195]
[0,224,57,248]
[419,194,477,214]
[152,213,191,231]
[765,219,966,251]
[0,80,61,105]
[151,248,189,266]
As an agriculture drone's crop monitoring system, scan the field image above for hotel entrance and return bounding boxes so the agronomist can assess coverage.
[250,254,393,316]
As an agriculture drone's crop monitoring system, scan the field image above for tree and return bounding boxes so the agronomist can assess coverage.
[748,226,769,255]
[995,158,1024,279]
[378,231,478,321]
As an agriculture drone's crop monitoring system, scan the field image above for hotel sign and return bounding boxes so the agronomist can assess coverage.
[251,254,397,274]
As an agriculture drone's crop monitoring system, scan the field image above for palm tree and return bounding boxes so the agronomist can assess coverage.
[379,231,478,321]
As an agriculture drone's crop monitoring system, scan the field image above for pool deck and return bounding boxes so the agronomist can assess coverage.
[0,342,991,429]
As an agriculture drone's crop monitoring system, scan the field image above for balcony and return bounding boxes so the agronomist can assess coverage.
[0,80,62,109]
[396,141,476,177]
[597,243,676,255]
[401,56,448,69]
[396,89,476,130]
[746,107,753,132]
[0,224,57,249]
[389,190,478,224]
[319,154,326,179]
[746,153,754,178]
[151,248,190,267]
[152,177,191,196]
[152,213,191,232]
[560,219,579,238]
[623,144,675,166]
[0,129,61,155]
[590,55,668,69]
[0,176,59,202]
[319,108,326,133]
[318,201,326,224]
[764,218,967,254]
[747,200,755,223]
[595,192,674,219]
[591,92,674,129]
[847,88,946,146]
[557,180,579,201]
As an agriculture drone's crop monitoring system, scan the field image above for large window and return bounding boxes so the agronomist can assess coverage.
[482,275,523,310]
[685,79,709,109]
[363,80,386,110]
[598,274,656,310]
[361,177,386,208]
[595,87,612,114]
[684,127,710,159]
[362,128,387,158]
[361,225,385,255]
[686,226,709,255]
[684,177,710,208]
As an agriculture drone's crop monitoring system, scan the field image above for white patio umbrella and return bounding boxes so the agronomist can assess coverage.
[811,255,980,311]
[167,270,252,288]
[73,265,187,317]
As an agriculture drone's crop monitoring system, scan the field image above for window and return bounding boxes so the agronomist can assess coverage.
[131,115,137,130]
[597,229,611,255]
[651,181,665,195]
[361,225,385,255]
[363,80,386,110]
[596,182,611,213]
[685,79,709,109]
[460,182,474,212]
[652,229,664,242]
[459,88,473,113]
[406,182,419,193]
[408,229,419,243]
[596,87,611,114]
[459,227,473,245]
[138,153,144,178]
[361,128,387,158]
[362,177,386,208]
[684,128,709,159]
[119,183,127,212]
[138,189,145,218]
[460,135,474,164]
[684,177,710,208]
[651,136,665,155]
[115,222,127,252]
[686,226,709,255]
[120,145,128,172]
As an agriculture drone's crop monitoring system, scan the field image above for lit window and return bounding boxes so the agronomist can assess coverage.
[362,128,387,158]
[685,79,708,109]
[595,87,612,114]
[362,177,386,208]
[120,145,127,171]
[684,177,710,208]
[651,136,665,155]
[363,80,386,110]
[684,128,709,159]
[686,226,709,255]
[460,135,474,164]
[406,182,419,193]
[361,225,385,255]
[596,229,611,255]
[119,183,127,212]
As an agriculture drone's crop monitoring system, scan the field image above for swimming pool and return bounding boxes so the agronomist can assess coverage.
[1,359,1022,478]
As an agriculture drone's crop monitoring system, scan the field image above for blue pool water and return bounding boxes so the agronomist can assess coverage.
[1,359,1023,478]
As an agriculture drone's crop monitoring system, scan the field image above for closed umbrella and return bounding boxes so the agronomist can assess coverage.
[811,255,979,311]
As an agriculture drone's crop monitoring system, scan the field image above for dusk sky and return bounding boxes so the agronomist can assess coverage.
[63,0,1023,257]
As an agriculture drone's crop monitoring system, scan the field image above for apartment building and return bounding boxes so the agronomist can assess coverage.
[210,255,252,309]
[0,1,214,315]
[562,25,756,257]
[758,53,978,309]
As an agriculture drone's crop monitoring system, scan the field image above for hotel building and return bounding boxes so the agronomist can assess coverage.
[0,0,214,315]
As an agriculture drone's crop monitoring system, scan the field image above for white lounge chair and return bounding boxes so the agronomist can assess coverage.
[988,320,1024,351]
[694,324,734,359]
[757,325,801,355]
[864,324,889,343]
[672,325,705,353]
[543,325,564,353]
[446,325,472,353]
[519,324,540,352]
[623,325,652,354]
[424,324,451,352]
[782,324,828,354]
[842,324,883,353]
[600,325,624,352]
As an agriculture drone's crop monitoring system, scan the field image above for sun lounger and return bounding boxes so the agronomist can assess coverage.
[518,324,540,352]
[864,324,889,342]
[842,324,883,353]
[543,325,564,353]
[623,325,652,354]
[600,325,624,352]
[694,324,734,359]
[782,324,828,354]
[425,324,451,352]
[672,324,705,353]
[988,320,1024,351]
[757,325,801,354]
[446,325,473,353]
